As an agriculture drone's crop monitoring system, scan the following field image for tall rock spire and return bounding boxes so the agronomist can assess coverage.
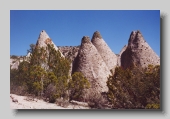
[121,30,160,69]
[36,30,64,57]
[72,36,111,93]
[91,31,118,71]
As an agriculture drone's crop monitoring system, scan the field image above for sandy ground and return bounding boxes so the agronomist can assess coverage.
[10,94,90,109]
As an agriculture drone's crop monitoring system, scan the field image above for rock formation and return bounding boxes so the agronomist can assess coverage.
[58,46,80,76]
[10,56,25,69]
[10,30,65,69]
[117,45,127,66]
[72,36,111,93]
[36,30,64,57]
[91,31,117,71]
[10,60,20,69]
[121,30,160,69]
[58,46,80,62]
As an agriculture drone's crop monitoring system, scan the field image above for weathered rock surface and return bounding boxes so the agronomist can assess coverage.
[36,30,64,57]
[10,60,20,69]
[10,56,25,69]
[58,46,80,76]
[72,36,111,94]
[117,45,128,66]
[121,30,160,69]
[10,30,65,69]
[91,31,117,71]
[58,46,80,62]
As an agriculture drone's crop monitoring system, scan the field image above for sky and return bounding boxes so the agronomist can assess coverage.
[10,10,160,57]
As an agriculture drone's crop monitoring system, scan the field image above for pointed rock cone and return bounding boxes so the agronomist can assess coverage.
[36,30,64,57]
[72,36,111,94]
[91,31,118,71]
[121,30,160,69]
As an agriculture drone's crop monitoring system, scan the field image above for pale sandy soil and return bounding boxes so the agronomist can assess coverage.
[10,94,90,109]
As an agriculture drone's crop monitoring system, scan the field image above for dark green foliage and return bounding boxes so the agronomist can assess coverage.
[45,83,58,103]
[27,44,35,54]
[107,65,160,109]
[26,65,47,96]
[10,61,30,95]
[68,72,90,101]
[10,68,19,94]
[46,44,71,78]
[10,42,75,104]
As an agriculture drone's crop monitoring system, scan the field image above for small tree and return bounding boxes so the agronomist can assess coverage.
[27,65,47,96]
[68,72,90,101]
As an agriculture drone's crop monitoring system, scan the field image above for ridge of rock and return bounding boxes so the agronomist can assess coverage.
[72,36,111,94]
[121,30,160,69]
[91,31,117,70]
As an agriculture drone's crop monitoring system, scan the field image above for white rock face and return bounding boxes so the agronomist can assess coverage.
[121,30,160,69]
[10,60,20,69]
[10,30,65,69]
[36,30,64,57]
[72,36,111,93]
[91,31,117,71]
[26,52,31,57]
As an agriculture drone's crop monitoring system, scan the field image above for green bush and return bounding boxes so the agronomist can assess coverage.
[68,72,90,101]
[107,65,160,109]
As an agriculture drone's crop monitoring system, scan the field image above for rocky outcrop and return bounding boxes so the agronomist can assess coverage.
[91,31,117,71]
[36,30,64,57]
[58,46,80,62]
[58,46,80,76]
[121,30,160,69]
[10,30,65,69]
[10,59,20,69]
[10,56,25,69]
[10,30,160,76]
[72,36,111,93]
[117,45,128,66]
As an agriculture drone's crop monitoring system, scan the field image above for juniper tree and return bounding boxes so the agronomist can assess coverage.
[107,65,160,109]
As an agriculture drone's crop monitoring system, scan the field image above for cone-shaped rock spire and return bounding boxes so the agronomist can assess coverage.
[91,31,118,70]
[121,30,160,69]
[72,36,111,93]
[36,30,64,57]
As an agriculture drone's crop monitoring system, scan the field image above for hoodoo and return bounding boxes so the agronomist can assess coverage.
[36,30,64,57]
[72,36,111,94]
[91,31,117,71]
[121,30,160,69]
